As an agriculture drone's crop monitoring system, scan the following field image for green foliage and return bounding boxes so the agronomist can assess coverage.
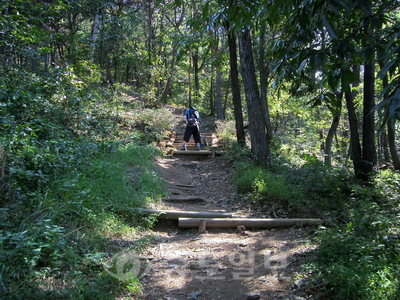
[132,108,177,144]
[0,219,65,278]
[306,184,400,299]
[0,65,171,298]
[0,141,164,298]
[233,150,400,299]
[234,162,290,205]
[285,158,353,216]
[215,119,237,150]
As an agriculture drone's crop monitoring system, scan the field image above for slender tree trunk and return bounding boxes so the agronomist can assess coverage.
[213,32,224,119]
[345,86,372,181]
[325,112,341,166]
[325,93,342,165]
[345,88,363,177]
[215,70,224,119]
[146,0,154,87]
[379,129,390,162]
[90,13,100,61]
[239,27,269,165]
[99,14,104,69]
[188,50,192,107]
[227,29,245,146]
[209,74,214,116]
[362,59,376,167]
[379,60,400,169]
[359,3,376,178]
[193,47,200,100]
[388,120,400,169]
[258,21,273,144]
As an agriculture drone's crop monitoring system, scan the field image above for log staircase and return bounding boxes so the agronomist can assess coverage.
[155,116,324,232]
[167,130,225,156]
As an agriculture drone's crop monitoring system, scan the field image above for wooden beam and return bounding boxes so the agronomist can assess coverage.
[168,184,196,188]
[173,150,225,155]
[178,218,323,228]
[135,209,233,220]
[163,196,207,202]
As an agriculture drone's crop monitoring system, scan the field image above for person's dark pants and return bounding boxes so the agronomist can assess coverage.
[183,125,201,144]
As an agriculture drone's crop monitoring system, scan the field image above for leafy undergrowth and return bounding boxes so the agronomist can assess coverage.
[0,70,175,299]
[1,144,165,299]
[228,144,400,300]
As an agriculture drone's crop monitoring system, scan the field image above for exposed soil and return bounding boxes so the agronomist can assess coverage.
[117,107,318,300]
[135,149,318,299]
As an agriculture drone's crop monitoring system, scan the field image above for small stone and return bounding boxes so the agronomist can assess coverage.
[236,225,246,233]
[188,290,202,299]
[247,293,261,300]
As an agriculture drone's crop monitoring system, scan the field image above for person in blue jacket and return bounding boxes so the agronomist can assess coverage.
[180,107,201,150]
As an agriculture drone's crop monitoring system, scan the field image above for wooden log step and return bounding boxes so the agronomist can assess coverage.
[173,150,225,156]
[168,183,196,188]
[135,209,233,220]
[178,218,323,229]
[163,196,207,202]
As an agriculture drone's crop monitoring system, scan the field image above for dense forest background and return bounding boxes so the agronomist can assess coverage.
[1,0,400,299]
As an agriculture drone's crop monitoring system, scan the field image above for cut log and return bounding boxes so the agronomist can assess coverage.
[163,196,207,202]
[168,184,196,188]
[178,218,323,229]
[135,209,233,220]
[173,150,225,156]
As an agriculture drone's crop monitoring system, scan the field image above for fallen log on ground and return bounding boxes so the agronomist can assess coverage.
[168,183,196,188]
[178,218,323,229]
[135,209,233,220]
[173,150,225,156]
[163,196,207,202]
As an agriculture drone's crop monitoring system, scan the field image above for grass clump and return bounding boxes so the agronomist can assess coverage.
[233,161,290,214]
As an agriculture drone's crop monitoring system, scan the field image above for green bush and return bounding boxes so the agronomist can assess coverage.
[132,108,176,144]
[302,171,400,300]
[234,162,290,205]
[215,119,237,150]
[0,68,169,298]
[307,201,400,299]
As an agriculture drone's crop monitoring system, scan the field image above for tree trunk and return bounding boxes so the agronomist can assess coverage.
[188,51,192,107]
[258,21,273,144]
[213,32,224,119]
[345,87,372,181]
[239,27,269,165]
[388,120,400,170]
[215,70,224,119]
[379,60,400,169]
[378,129,386,162]
[146,0,154,69]
[227,27,245,146]
[193,47,201,100]
[325,96,342,166]
[362,59,377,167]
[89,13,100,61]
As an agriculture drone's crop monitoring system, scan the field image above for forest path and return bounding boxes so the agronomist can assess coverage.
[138,112,315,300]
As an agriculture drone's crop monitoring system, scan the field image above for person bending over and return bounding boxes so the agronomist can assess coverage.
[180,107,201,151]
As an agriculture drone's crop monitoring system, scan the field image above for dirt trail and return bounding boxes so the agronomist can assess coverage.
[137,117,316,300]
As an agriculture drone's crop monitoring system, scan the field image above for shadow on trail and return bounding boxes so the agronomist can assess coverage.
[138,221,316,300]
